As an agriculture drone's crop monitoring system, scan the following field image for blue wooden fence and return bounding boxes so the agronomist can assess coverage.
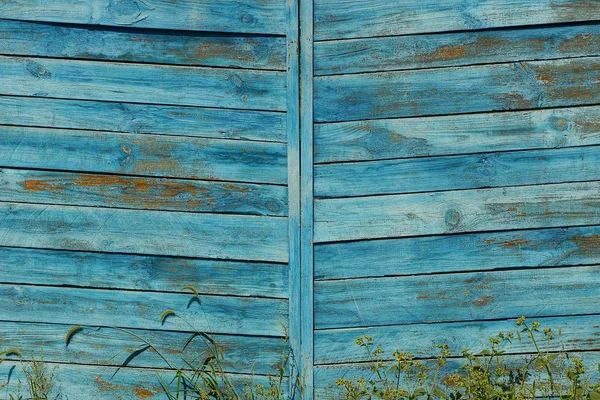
[1,1,600,398]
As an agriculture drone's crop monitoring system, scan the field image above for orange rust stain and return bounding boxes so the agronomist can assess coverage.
[500,238,531,248]
[536,72,557,85]
[22,179,59,193]
[69,174,219,210]
[558,33,596,53]
[473,295,493,307]
[571,234,600,250]
[418,44,467,62]
[94,376,124,392]
[502,92,533,109]
[134,386,156,399]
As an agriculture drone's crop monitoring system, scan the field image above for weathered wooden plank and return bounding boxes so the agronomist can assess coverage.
[315,145,600,198]
[314,353,600,399]
[0,203,288,262]
[0,0,286,35]
[314,106,600,164]
[314,265,600,329]
[0,322,285,374]
[314,56,600,122]
[0,126,287,185]
[0,96,287,142]
[315,225,600,281]
[0,19,286,70]
[0,56,286,111]
[315,181,600,243]
[0,169,288,216]
[314,0,600,41]
[0,284,287,336]
[315,23,600,75]
[0,362,281,399]
[315,314,600,365]
[0,246,287,298]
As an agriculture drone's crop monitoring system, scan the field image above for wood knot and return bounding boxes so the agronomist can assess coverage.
[549,116,570,132]
[26,61,52,79]
[240,13,254,24]
[106,0,152,25]
[445,209,461,230]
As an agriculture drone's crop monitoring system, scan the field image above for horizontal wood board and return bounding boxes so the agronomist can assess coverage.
[315,314,600,364]
[314,265,600,329]
[314,0,600,40]
[0,202,288,262]
[0,246,287,298]
[315,23,600,75]
[0,19,286,70]
[0,168,288,216]
[0,95,287,143]
[0,361,284,399]
[315,181,600,243]
[0,283,287,336]
[0,321,286,374]
[0,56,286,111]
[315,225,600,280]
[315,145,600,198]
[314,105,600,164]
[1,0,286,35]
[315,56,600,122]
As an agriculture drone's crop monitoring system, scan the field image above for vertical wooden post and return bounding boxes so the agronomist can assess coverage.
[286,0,302,397]
[288,0,314,397]
[300,0,315,397]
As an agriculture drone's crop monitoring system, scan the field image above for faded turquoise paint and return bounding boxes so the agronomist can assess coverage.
[2,1,600,399]
[0,2,295,398]
[312,1,600,398]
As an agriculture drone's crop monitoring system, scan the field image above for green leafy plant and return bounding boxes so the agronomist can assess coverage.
[333,317,600,400]
[0,350,60,400]
[67,286,301,400]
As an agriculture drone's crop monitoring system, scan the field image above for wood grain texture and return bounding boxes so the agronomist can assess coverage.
[315,314,600,364]
[315,145,600,198]
[0,96,287,142]
[1,0,286,35]
[0,126,287,185]
[314,56,600,122]
[0,246,287,298]
[315,181,600,243]
[314,106,600,163]
[0,202,288,262]
[0,361,281,399]
[314,265,600,329]
[314,0,600,40]
[300,0,316,392]
[0,322,285,374]
[286,0,303,390]
[315,23,600,75]
[315,225,600,280]
[0,19,286,70]
[0,168,288,216]
[0,284,287,336]
[0,56,286,111]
